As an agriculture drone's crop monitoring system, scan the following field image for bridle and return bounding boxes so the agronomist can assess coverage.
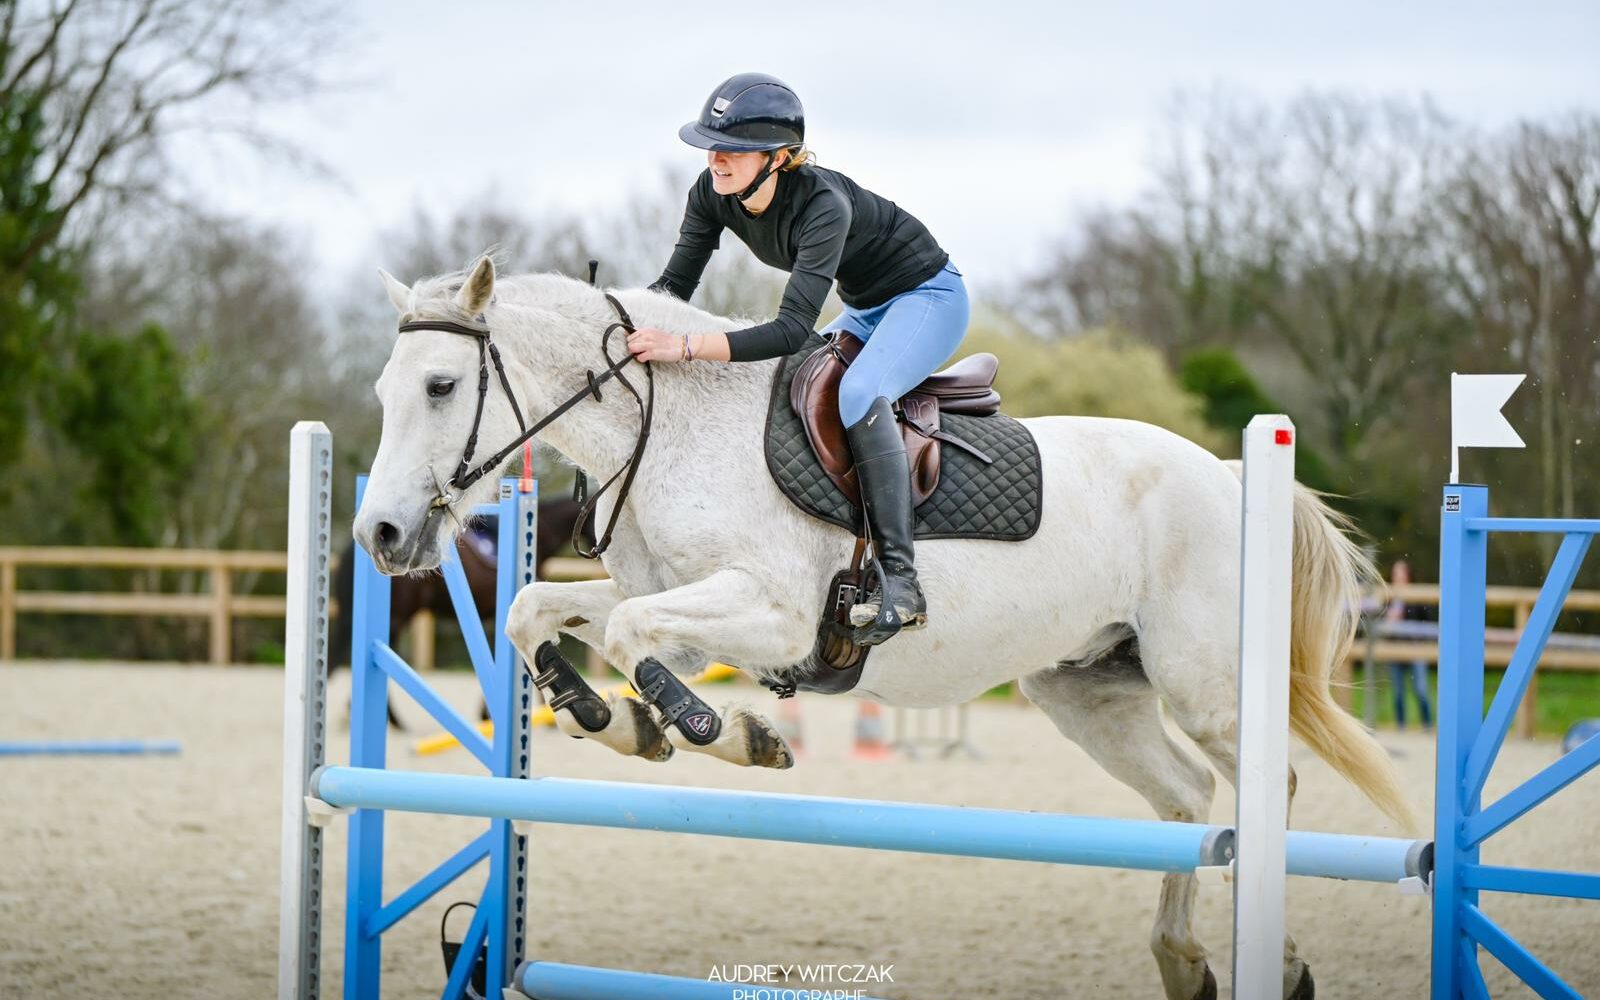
[396,290,652,560]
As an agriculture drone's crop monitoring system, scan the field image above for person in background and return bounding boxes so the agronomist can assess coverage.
[1385,559,1435,731]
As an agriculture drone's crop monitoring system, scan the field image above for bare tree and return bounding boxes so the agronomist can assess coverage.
[1441,115,1600,523]
[1011,207,1193,348]
[1017,91,1470,464]
[582,160,794,321]
[0,0,342,275]
[360,162,789,317]
[76,212,344,551]
[336,166,794,497]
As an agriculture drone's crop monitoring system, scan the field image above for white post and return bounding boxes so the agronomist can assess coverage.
[280,422,333,1000]
[1233,414,1295,1000]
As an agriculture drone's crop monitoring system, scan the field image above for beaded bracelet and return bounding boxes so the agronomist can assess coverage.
[682,333,695,362]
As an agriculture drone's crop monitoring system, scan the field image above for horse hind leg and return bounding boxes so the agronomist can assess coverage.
[1137,603,1314,1000]
[1183,719,1313,999]
[1019,636,1220,1000]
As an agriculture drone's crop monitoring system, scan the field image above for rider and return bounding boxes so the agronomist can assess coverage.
[627,72,970,646]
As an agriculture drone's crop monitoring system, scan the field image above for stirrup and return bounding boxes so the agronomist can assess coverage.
[847,559,927,645]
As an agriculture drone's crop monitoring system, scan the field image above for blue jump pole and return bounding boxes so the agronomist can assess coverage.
[517,962,893,1000]
[1283,830,1429,885]
[0,739,180,756]
[312,765,1425,884]
[315,766,1228,873]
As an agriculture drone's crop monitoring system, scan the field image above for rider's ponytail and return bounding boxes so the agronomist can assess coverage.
[779,145,815,171]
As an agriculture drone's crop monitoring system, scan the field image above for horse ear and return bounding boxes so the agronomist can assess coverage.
[377,268,411,314]
[454,256,496,315]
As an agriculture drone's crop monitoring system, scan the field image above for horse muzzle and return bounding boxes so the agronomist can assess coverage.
[353,506,443,575]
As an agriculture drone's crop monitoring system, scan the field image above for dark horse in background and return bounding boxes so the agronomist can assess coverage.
[331,496,595,727]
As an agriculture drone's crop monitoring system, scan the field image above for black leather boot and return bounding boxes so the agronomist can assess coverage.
[846,396,928,645]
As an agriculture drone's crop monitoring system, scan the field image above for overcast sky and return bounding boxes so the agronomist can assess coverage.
[194,0,1600,298]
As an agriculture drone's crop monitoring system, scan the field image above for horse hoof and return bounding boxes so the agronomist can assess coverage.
[1191,966,1218,1000]
[614,696,674,762]
[639,731,674,762]
[637,733,674,762]
[1287,965,1314,1000]
[636,723,674,763]
[733,708,795,769]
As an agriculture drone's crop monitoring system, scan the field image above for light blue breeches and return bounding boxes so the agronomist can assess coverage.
[822,261,970,427]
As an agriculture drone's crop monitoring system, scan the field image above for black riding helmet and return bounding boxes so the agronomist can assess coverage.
[678,72,805,203]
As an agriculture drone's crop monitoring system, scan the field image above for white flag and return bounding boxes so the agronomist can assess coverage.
[1450,372,1526,482]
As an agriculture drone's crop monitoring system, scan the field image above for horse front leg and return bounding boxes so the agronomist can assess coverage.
[505,579,675,762]
[603,568,805,769]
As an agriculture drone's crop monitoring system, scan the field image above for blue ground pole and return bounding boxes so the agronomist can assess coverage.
[0,740,181,755]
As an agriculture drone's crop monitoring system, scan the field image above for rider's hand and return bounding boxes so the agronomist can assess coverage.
[626,326,685,363]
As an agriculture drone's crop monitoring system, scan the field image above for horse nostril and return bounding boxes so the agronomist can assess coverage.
[376,521,401,552]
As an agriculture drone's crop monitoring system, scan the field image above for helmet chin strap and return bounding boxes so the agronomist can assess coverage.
[735,150,779,203]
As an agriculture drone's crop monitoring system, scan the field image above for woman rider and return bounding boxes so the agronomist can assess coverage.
[626,72,970,647]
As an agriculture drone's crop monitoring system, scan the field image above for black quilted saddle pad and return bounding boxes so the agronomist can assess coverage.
[763,335,1044,541]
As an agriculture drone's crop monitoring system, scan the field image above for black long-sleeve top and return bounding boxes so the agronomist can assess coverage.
[649,164,950,361]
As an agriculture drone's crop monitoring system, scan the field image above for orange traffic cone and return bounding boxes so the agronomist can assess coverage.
[852,701,892,760]
[776,698,805,756]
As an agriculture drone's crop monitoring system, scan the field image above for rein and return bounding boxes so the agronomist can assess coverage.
[397,291,652,560]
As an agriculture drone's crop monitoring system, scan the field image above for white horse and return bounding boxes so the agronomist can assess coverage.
[355,255,1410,1000]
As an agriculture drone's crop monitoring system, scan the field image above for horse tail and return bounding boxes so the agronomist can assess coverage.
[1284,480,1418,831]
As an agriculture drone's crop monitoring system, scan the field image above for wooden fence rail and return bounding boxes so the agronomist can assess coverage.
[3,549,1597,736]
[1340,582,1600,737]
[402,557,609,671]
[0,546,608,665]
[0,547,290,664]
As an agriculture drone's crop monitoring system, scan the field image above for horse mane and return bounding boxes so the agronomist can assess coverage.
[405,256,779,396]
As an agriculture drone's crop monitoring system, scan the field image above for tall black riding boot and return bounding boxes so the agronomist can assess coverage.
[846,396,928,646]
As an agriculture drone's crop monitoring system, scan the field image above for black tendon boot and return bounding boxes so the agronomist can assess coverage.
[528,642,612,734]
[846,396,928,645]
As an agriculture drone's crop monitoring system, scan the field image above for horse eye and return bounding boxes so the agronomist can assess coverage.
[426,378,456,399]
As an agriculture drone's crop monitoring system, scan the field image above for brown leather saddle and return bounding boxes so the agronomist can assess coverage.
[789,332,1002,508]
